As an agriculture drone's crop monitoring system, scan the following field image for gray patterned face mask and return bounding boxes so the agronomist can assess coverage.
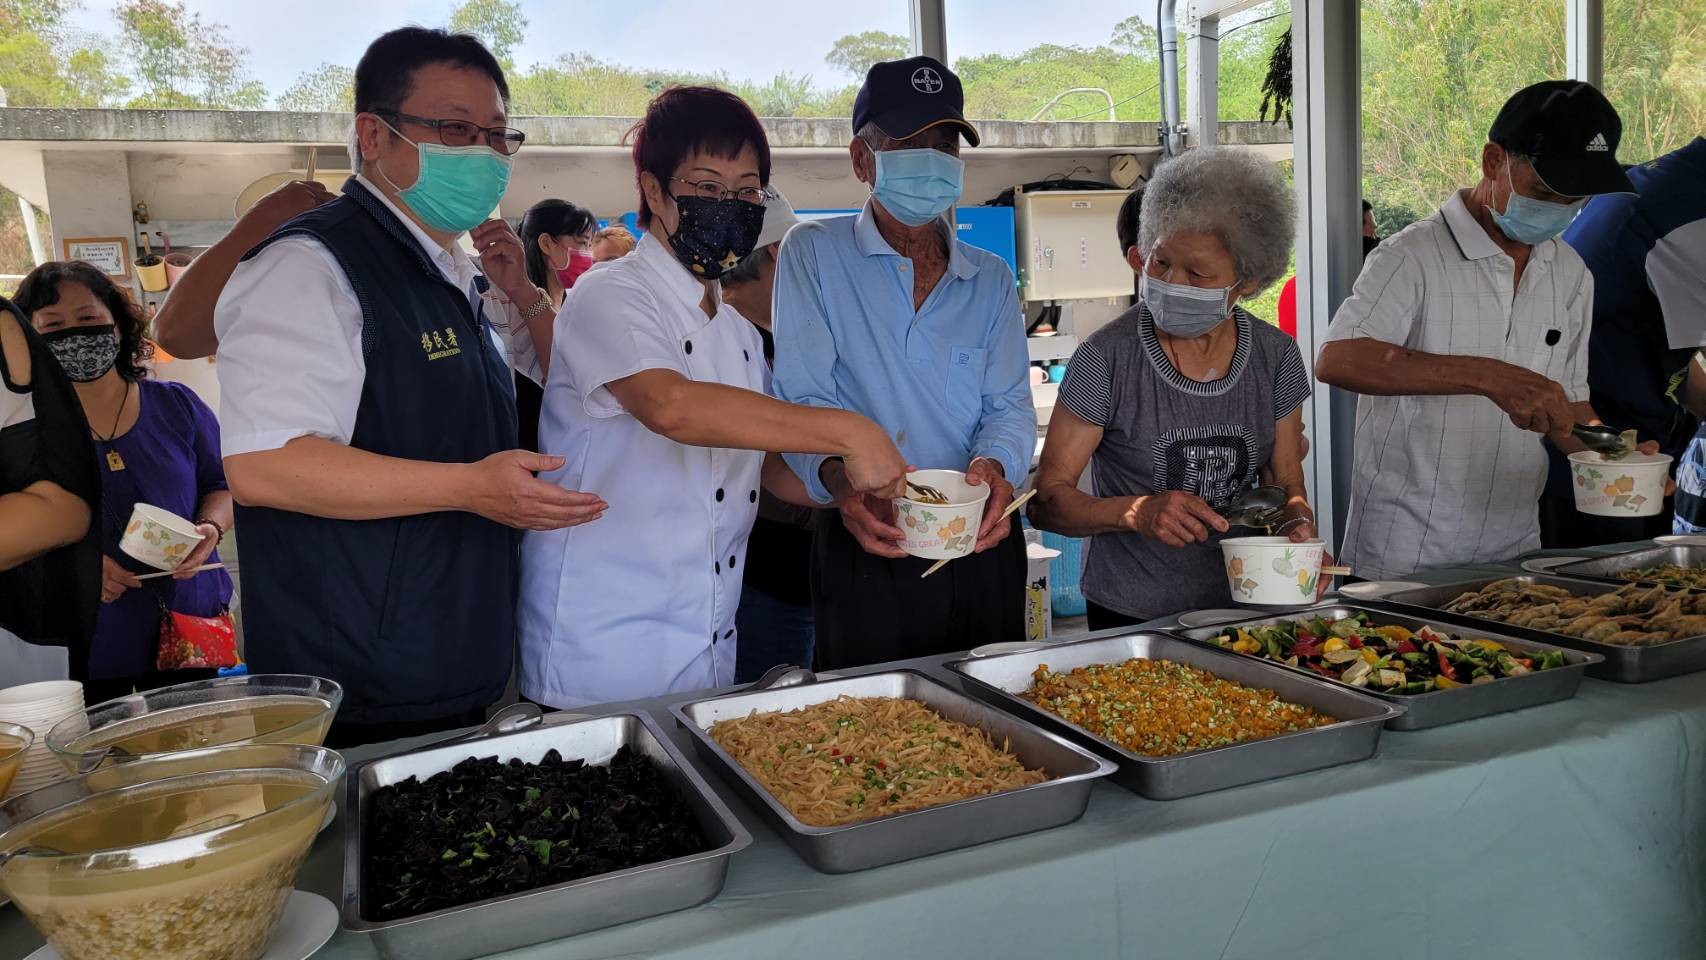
[42,324,120,382]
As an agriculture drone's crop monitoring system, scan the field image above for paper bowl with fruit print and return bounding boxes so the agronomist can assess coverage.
[1568,451,1671,518]
[119,503,206,572]
[892,469,991,561]
[1221,536,1325,605]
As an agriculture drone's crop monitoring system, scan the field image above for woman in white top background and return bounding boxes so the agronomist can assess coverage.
[518,87,908,709]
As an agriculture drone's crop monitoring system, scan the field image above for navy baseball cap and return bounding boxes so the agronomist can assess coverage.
[853,56,981,147]
[1488,80,1634,196]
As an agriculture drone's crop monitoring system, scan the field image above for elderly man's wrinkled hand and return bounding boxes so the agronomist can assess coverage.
[837,491,909,559]
[1490,366,1574,438]
[966,457,1014,552]
[236,179,335,244]
[471,219,538,306]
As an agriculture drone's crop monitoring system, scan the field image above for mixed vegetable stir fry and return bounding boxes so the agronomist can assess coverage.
[1209,613,1569,694]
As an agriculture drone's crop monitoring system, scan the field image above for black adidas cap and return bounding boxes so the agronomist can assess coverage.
[853,56,981,147]
[1488,80,1634,196]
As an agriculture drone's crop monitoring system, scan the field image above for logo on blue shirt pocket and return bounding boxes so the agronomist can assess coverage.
[954,349,974,367]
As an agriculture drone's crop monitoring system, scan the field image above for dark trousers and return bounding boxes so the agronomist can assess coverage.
[734,583,816,683]
[325,706,488,750]
[1538,493,1673,550]
[810,511,1025,670]
[1086,600,1144,632]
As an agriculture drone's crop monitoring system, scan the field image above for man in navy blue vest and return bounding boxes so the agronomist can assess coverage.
[1539,137,1706,545]
[214,28,606,746]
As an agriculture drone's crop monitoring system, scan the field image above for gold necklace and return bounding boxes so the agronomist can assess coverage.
[92,381,132,472]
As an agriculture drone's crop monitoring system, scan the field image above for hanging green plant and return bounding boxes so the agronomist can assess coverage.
[1259,27,1293,126]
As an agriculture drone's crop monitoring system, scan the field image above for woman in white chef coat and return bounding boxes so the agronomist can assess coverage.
[518,86,909,709]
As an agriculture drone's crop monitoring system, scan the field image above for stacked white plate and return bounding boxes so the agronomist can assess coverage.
[0,681,86,800]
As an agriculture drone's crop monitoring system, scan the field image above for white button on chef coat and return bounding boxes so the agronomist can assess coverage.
[518,233,767,708]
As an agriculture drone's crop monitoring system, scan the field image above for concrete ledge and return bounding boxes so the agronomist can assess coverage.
[0,108,1291,151]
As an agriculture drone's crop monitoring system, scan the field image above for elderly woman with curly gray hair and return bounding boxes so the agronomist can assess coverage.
[1029,147,1318,629]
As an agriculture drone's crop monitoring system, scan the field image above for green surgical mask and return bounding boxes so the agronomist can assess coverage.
[377,121,512,233]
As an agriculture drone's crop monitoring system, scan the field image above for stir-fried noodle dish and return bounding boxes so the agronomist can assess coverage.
[708,696,1048,827]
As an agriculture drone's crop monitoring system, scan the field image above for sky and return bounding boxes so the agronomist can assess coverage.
[64,0,1159,100]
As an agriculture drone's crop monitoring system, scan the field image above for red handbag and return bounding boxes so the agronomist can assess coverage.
[156,601,240,671]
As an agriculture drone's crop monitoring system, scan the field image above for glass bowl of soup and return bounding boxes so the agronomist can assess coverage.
[0,742,343,960]
[46,675,342,775]
[0,722,34,800]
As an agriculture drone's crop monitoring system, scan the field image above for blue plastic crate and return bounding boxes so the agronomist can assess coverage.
[1037,528,1087,618]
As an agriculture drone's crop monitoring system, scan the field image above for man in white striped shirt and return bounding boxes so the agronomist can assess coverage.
[1318,81,1644,580]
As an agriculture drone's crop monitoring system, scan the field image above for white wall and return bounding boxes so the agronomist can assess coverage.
[42,149,136,294]
[114,147,1130,225]
[39,145,1134,420]
[128,151,304,221]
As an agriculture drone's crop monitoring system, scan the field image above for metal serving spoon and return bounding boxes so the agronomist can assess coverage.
[1221,485,1289,530]
[1572,423,1633,459]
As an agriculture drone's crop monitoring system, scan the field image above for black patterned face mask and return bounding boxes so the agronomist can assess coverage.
[662,195,766,281]
[42,324,120,382]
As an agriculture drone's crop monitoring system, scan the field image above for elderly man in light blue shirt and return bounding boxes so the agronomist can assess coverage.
[772,56,1035,669]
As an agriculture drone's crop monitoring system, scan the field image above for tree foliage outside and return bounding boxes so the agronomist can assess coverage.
[276,63,355,113]
[825,30,911,80]
[1360,0,1703,234]
[449,0,526,71]
[115,0,265,109]
[1,0,1703,279]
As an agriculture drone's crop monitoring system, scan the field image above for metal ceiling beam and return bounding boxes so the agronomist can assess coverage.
[1184,0,1273,23]
[910,0,948,63]
[1186,14,1220,149]
[1290,0,1362,550]
[1565,0,1605,88]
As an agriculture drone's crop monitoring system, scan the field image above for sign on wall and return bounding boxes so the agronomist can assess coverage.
[61,237,132,278]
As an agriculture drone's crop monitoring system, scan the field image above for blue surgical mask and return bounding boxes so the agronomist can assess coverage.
[376,121,513,234]
[1492,163,1583,245]
[869,146,964,227]
[1141,269,1235,339]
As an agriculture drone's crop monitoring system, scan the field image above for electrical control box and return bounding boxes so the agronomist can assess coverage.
[1013,187,1134,303]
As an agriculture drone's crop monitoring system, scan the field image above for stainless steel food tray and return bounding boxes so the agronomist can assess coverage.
[1549,545,1706,589]
[1372,574,1706,683]
[341,713,751,960]
[1173,605,1598,729]
[946,632,1401,799]
[670,669,1116,874]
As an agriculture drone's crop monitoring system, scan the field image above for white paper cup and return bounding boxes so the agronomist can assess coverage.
[119,503,205,571]
[1221,536,1326,605]
[1568,451,1672,518]
[892,469,992,561]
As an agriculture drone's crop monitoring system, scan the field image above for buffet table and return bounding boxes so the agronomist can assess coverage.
[7,549,1706,960]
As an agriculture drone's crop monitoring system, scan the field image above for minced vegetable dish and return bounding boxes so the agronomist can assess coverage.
[1021,658,1336,757]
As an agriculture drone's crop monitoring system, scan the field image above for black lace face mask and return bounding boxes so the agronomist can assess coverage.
[662,195,766,281]
[42,324,120,382]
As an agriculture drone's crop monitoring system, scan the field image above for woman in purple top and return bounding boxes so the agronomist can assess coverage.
[16,261,234,703]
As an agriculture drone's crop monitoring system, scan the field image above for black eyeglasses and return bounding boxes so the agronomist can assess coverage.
[373,110,526,156]
[669,177,773,205]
